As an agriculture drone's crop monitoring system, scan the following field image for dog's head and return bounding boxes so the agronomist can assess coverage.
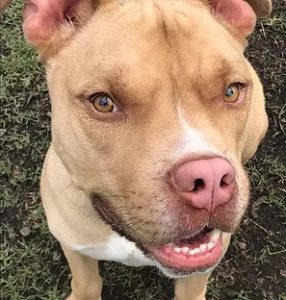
[24,0,271,276]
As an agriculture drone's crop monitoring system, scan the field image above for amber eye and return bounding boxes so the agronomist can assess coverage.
[224,84,242,103]
[90,93,117,113]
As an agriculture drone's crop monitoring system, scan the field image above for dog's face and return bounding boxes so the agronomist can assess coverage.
[24,0,270,276]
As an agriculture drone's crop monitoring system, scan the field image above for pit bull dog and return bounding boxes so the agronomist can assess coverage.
[19,0,273,298]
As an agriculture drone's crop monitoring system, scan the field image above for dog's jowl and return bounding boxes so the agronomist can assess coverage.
[22,0,272,299]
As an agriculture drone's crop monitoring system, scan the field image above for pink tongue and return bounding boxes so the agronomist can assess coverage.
[175,232,210,249]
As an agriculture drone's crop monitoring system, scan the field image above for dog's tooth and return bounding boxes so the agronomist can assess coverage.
[207,241,215,250]
[193,248,200,254]
[199,243,207,251]
[209,229,221,242]
[188,249,196,255]
[181,247,189,254]
[174,247,181,253]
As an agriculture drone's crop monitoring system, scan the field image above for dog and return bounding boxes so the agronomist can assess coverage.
[7,0,273,299]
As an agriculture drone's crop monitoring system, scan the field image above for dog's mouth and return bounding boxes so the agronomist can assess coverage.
[145,226,222,275]
[91,193,224,274]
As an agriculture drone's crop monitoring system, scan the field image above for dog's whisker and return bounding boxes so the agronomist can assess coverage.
[103,194,130,199]
[115,205,143,211]
[115,189,137,195]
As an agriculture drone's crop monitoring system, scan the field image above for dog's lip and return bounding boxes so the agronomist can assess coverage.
[91,192,225,272]
[145,229,223,272]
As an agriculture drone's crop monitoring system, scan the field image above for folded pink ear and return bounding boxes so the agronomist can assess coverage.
[23,0,80,47]
[211,0,257,36]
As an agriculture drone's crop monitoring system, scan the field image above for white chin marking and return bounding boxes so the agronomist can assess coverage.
[176,105,220,157]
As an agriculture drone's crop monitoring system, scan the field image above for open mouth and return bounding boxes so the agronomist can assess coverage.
[146,227,223,274]
[91,193,224,274]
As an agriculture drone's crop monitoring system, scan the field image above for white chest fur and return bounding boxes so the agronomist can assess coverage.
[70,233,155,267]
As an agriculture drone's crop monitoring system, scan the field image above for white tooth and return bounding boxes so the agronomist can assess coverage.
[200,243,207,251]
[188,249,196,255]
[174,247,181,253]
[193,248,200,254]
[209,229,221,242]
[181,247,189,254]
[207,242,215,250]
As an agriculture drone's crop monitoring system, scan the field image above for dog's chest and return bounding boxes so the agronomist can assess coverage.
[71,233,154,267]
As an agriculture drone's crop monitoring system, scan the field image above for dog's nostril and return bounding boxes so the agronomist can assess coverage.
[220,173,233,188]
[192,178,205,192]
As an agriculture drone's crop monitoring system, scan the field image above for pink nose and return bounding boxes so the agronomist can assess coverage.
[169,157,235,212]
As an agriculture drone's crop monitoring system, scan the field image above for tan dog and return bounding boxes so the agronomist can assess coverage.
[18,0,273,299]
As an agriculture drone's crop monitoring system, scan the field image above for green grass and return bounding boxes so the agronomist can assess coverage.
[1,1,285,300]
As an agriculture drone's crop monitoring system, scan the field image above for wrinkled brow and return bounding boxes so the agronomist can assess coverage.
[198,56,249,82]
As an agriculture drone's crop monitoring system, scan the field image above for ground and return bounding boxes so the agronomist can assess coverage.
[0,1,285,300]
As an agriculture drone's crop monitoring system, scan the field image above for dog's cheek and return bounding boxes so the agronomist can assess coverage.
[241,65,268,163]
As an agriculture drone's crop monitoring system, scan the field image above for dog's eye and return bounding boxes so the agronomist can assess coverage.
[224,83,242,103]
[89,93,118,113]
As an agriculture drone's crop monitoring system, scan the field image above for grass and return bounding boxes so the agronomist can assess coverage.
[1,1,285,300]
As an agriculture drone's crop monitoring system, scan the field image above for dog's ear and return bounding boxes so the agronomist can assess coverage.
[209,0,272,37]
[23,0,103,59]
